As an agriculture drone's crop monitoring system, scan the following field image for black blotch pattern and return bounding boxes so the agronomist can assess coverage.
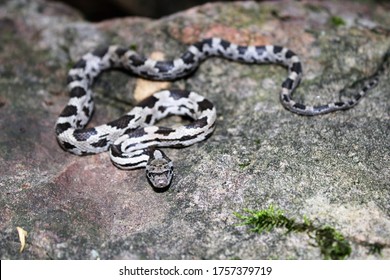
[138,95,159,108]
[129,54,146,67]
[293,103,306,110]
[115,47,127,57]
[169,89,191,100]
[73,59,86,69]
[203,38,213,47]
[61,141,77,150]
[197,99,214,111]
[255,46,266,55]
[158,106,167,113]
[282,78,294,90]
[368,80,377,87]
[144,114,153,124]
[314,104,329,111]
[192,41,204,52]
[67,74,83,84]
[55,122,72,135]
[181,51,196,64]
[273,46,283,53]
[107,115,135,129]
[291,62,302,74]
[60,105,77,117]
[110,144,123,158]
[91,138,109,148]
[82,106,91,118]
[285,50,296,59]
[155,61,174,73]
[73,127,97,141]
[129,127,147,138]
[70,86,87,98]
[237,46,247,55]
[92,46,109,58]
[220,40,231,50]
[186,116,208,129]
[155,127,175,136]
[335,102,345,107]
[124,127,136,135]
[282,94,290,102]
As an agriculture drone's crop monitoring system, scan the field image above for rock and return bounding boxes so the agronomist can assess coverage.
[0,0,389,259]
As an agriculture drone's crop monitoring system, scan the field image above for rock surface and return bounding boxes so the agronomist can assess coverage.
[0,0,389,259]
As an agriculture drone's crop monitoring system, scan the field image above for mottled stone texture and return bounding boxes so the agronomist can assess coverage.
[0,0,389,259]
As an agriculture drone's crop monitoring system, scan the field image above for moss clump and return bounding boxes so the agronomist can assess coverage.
[235,205,351,260]
[238,162,251,169]
[129,44,138,51]
[315,226,351,260]
[330,16,346,27]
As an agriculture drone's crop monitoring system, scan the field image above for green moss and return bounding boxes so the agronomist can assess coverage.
[235,205,293,233]
[330,16,346,27]
[236,205,390,259]
[315,226,351,260]
[366,243,385,255]
[238,162,251,169]
[129,44,138,51]
[357,240,386,256]
[235,205,351,260]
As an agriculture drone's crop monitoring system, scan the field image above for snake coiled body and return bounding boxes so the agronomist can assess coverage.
[55,38,378,188]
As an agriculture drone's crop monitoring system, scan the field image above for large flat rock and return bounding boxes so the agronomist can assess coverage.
[0,0,389,259]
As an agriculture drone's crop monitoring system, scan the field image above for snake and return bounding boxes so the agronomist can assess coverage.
[55,37,380,188]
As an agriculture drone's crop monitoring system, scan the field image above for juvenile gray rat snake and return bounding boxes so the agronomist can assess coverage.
[55,38,384,188]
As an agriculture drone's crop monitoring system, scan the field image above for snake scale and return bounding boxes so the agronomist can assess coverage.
[55,37,380,188]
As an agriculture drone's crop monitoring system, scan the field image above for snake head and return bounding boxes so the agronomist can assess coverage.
[146,149,173,189]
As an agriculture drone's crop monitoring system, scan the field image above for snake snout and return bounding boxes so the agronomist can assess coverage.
[146,152,174,189]
[148,172,172,188]
[146,168,173,188]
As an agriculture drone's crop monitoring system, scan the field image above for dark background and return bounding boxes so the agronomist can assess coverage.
[47,0,256,21]
[47,0,390,22]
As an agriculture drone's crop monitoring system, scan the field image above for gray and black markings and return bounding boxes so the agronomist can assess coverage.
[56,37,380,187]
